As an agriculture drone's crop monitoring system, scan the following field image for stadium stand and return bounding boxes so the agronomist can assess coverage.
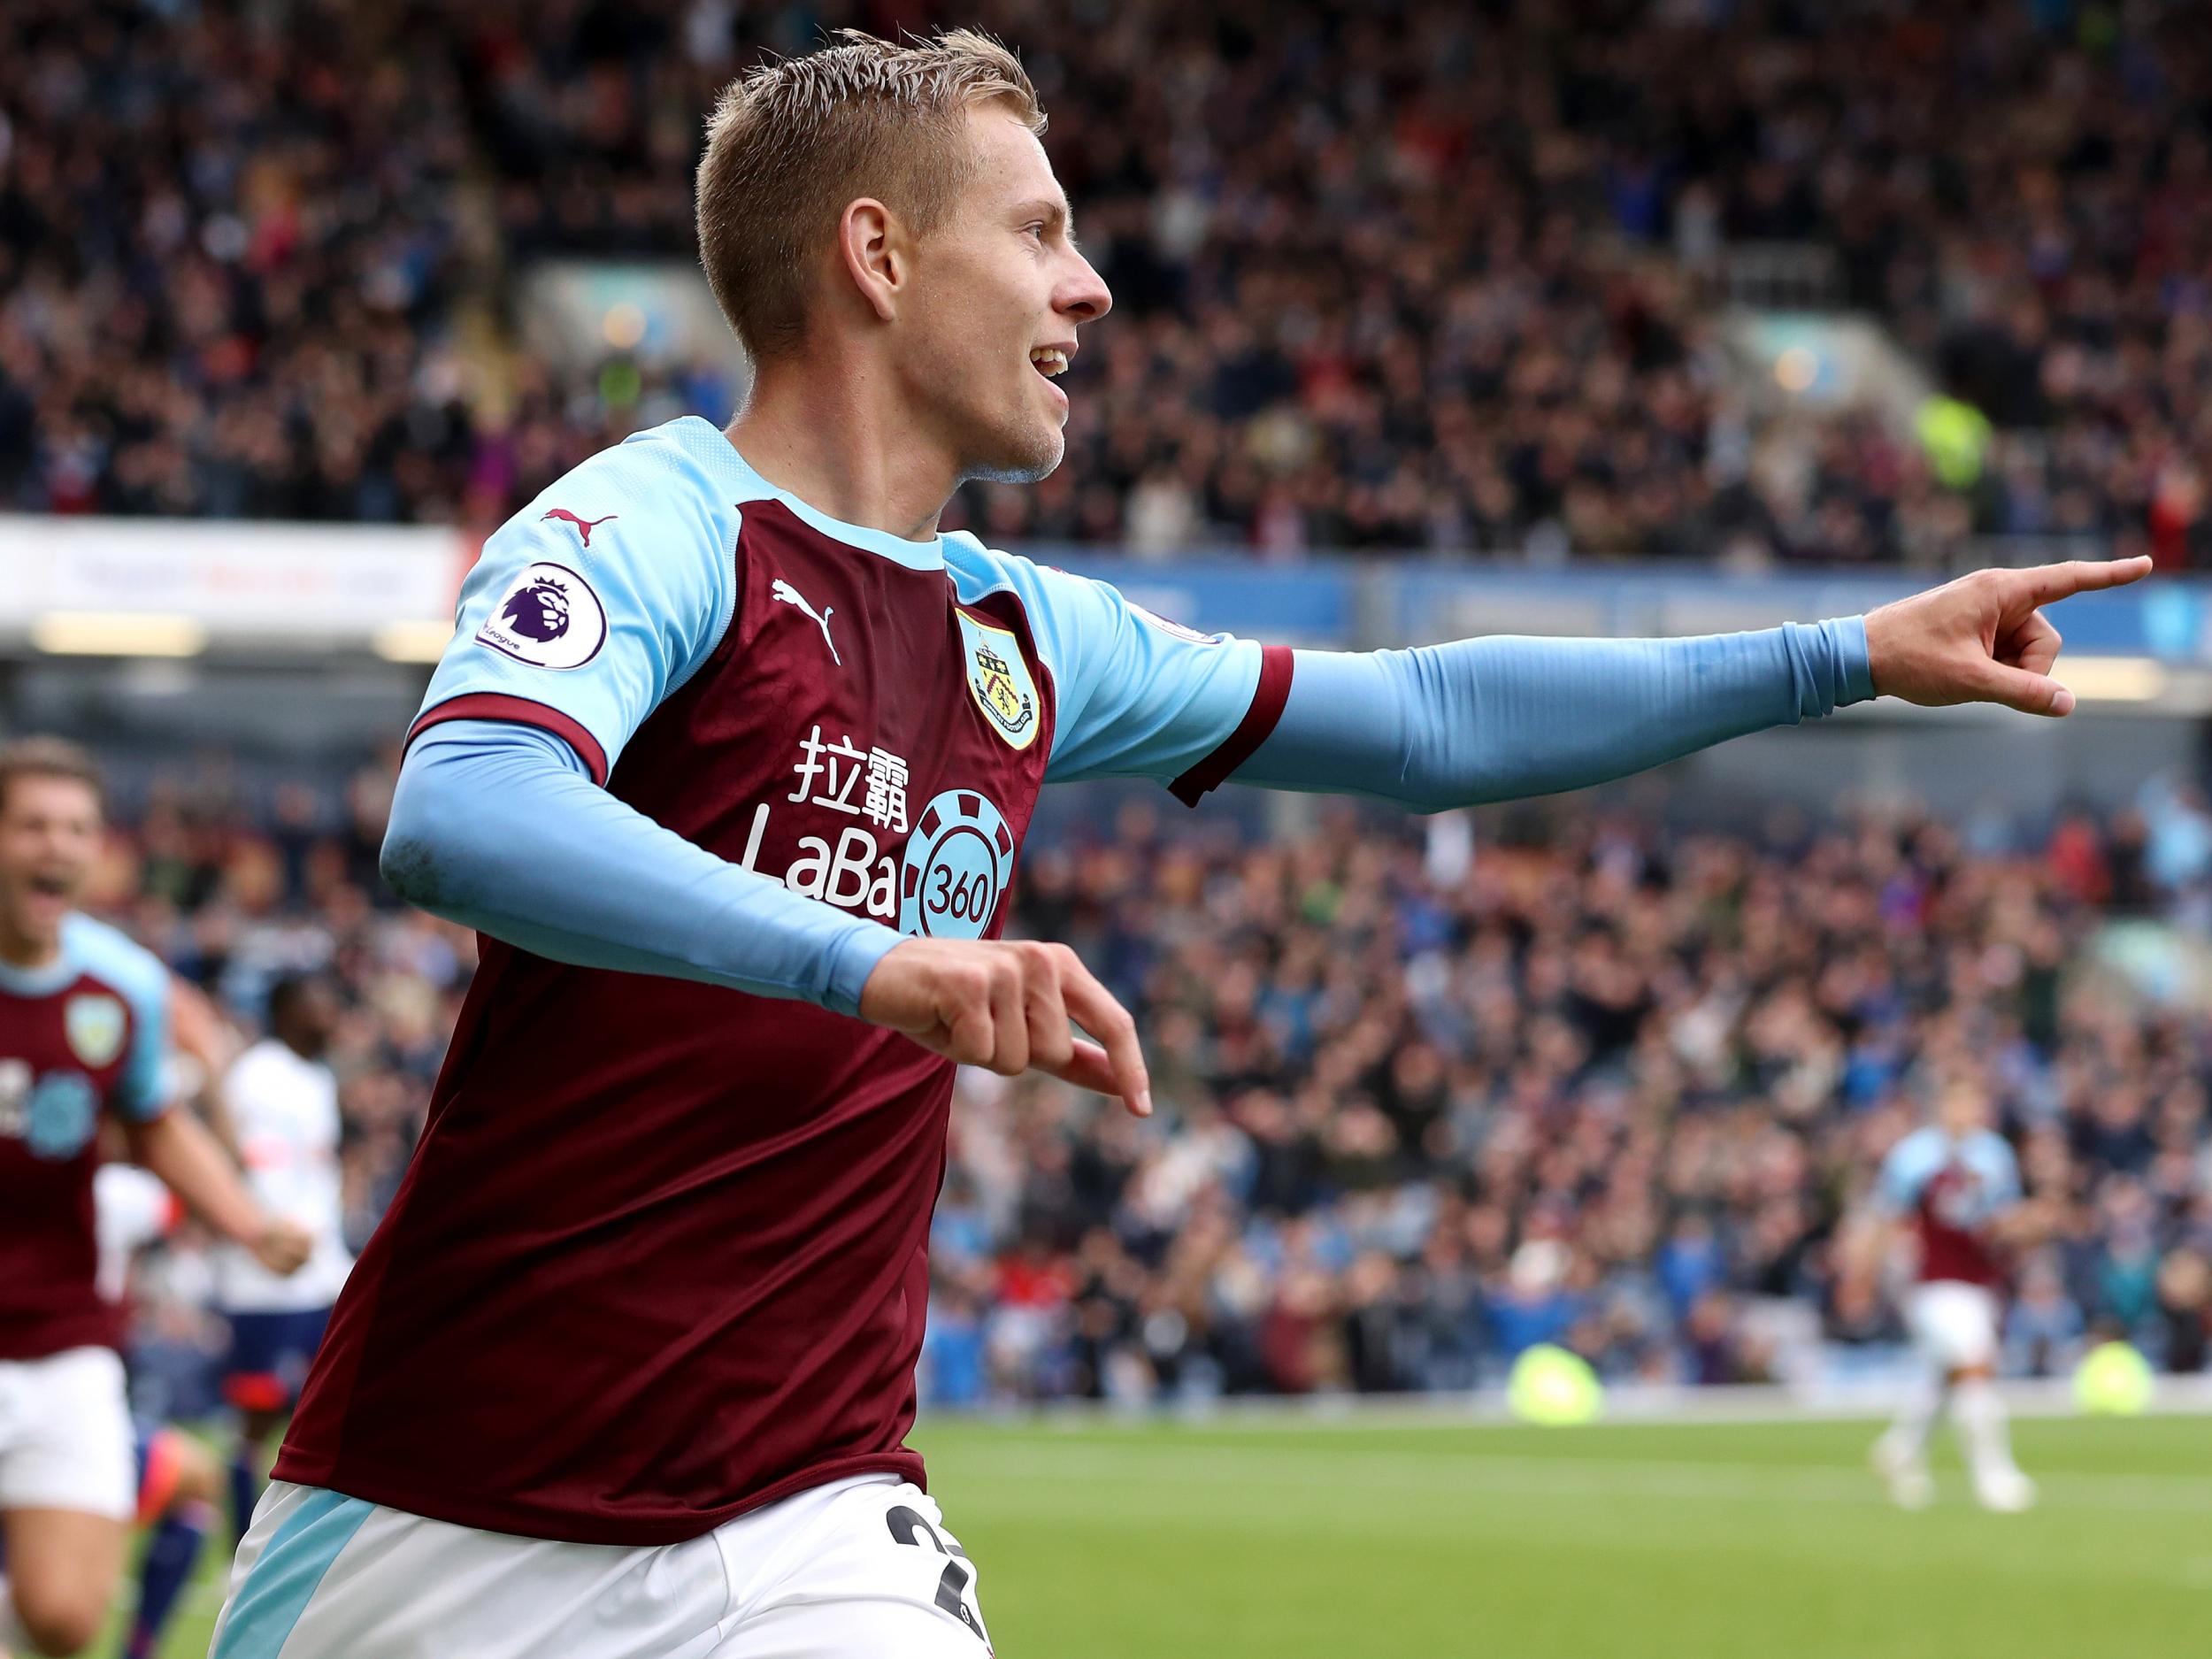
[4,0,2208,563]
[88,754,2212,1409]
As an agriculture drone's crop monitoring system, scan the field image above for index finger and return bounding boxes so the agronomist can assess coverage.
[2008,555,2152,607]
[1055,959,1151,1117]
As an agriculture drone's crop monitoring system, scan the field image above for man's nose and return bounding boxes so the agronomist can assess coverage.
[1060,254,1111,325]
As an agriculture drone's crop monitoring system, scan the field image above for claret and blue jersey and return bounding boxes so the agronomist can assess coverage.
[409,415,1286,818]
[280,417,1291,1542]
[1877,1125,2023,1290]
[0,913,171,1362]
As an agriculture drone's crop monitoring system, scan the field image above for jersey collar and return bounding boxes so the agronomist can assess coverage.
[663,418,947,572]
[0,949,77,997]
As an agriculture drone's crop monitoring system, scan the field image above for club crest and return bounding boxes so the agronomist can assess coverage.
[64,994,126,1069]
[956,612,1039,750]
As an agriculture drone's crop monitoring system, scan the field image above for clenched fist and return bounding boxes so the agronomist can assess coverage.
[252,1217,317,1275]
[859,937,1151,1117]
[1865,556,2153,717]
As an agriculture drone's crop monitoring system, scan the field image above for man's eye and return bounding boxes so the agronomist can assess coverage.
[1024,224,1047,241]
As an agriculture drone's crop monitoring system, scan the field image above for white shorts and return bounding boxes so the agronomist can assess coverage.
[1906,1280,2001,1370]
[210,1472,993,1659]
[0,1346,134,1520]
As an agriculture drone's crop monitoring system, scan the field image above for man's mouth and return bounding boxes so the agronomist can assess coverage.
[1028,345,1071,380]
[27,873,73,900]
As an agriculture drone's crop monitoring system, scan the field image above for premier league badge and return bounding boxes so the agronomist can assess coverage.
[956,612,1039,750]
[475,561,609,671]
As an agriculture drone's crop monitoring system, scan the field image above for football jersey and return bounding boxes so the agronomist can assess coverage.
[279,417,1292,1543]
[1877,1125,2021,1290]
[214,1039,353,1311]
[0,914,171,1359]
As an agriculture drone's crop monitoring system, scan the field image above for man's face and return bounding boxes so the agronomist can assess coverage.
[1938,1080,1991,1139]
[0,775,102,952]
[285,980,342,1058]
[893,108,1112,486]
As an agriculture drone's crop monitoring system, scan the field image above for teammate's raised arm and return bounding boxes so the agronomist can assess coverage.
[123,1107,312,1274]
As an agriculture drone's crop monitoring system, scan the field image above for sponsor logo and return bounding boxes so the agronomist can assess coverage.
[0,1058,30,1139]
[475,561,608,670]
[771,577,841,665]
[899,788,1016,940]
[739,726,1015,938]
[24,1071,97,1161]
[541,508,618,547]
[956,612,1039,749]
[64,993,126,1068]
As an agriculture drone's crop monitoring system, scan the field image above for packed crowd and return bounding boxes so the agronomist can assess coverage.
[86,746,2212,1409]
[4,0,2208,564]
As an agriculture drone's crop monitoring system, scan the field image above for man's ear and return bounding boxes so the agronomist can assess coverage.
[837,198,902,325]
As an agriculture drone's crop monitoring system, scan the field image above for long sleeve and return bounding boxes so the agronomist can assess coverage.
[382,720,902,1017]
[1239,619,1874,811]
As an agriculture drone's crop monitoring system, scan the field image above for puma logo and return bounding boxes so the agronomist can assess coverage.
[771,578,841,666]
[541,509,618,547]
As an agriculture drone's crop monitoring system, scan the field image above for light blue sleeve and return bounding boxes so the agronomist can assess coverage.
[63,915,171,1122]
[1876,1133,1935,1216]
[383,721,901,1017]
[979,556,1270,792]
[1240,621,1875,810]
[413,469,736,781]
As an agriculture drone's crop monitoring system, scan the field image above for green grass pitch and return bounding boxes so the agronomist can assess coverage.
[146,1413,2211,1657]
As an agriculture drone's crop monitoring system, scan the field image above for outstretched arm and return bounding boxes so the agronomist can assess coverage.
[385,720,1152,1114]
[1244,622,1868,811]
[1239,558,2150,811]
[383,719,902,1015]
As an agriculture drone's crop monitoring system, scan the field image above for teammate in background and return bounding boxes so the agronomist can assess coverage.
[0,739,311,1659]
[1869,1079,2039,1512]
[214,32,2142,1657]
[207,976,349,1544]
[91,1164,227,1659]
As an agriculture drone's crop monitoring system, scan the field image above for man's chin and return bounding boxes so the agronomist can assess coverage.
[0,891,70,953]
[962,418,1065,488]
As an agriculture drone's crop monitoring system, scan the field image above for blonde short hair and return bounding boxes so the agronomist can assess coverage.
[696,29,1045,362]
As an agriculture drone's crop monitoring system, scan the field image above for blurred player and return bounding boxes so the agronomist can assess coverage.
[0,738,310,1659]
[211,30,2139,1658]
[207,975,349,1544]
[1869,1079,2037,1512]
[92,1164,227,1659]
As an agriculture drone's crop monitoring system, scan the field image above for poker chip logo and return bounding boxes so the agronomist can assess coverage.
[25,1071,97,1161]
[899,788,1016,940]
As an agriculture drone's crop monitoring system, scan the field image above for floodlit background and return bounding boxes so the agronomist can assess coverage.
[4,2,2212,1653]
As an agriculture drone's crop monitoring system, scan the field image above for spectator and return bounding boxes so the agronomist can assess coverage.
[6,1,2208,565]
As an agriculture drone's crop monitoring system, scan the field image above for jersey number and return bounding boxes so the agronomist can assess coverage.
[886,1505,990,1647]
